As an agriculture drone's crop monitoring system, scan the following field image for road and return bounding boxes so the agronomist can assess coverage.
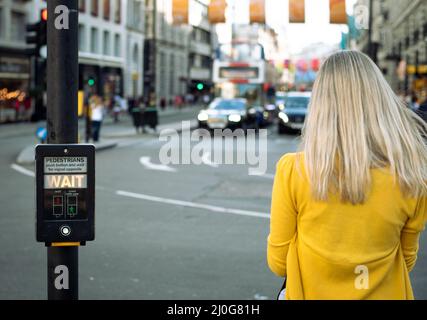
[1,108,427,300]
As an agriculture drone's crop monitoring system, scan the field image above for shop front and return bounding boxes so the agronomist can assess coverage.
[79,64,124,113]
[0,52,31,123]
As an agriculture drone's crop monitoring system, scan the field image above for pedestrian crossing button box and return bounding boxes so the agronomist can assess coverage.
[36,144,95,244]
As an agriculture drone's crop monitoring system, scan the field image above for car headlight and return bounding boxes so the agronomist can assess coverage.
[248,108,256,115]
[228,114,242,122]
[263,111,269,119]
[198,112,208,121]
[278,104,285,111]
[278,112,289,123]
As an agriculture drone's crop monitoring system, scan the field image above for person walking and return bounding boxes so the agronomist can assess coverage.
[268,50,427,300]
[142,93,158,132]
[90,95,104,142]
[130,97,143,134]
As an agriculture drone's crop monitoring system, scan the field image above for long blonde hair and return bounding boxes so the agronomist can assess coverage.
[300,50,427,204]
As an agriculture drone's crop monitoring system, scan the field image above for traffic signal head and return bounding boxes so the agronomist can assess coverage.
[25,9,47,56]
[41,8,48,22]
[197,83,204,91]
[88,78,95,87]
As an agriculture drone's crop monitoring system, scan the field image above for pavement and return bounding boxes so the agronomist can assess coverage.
[13,106,200,165]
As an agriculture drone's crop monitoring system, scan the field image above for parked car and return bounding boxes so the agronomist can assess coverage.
[277,91,311,134]
[197,98,255,130]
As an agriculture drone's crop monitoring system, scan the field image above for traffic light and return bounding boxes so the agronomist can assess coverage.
[196,83,204,91]
[26,9,48,57]
[88,77,96,87]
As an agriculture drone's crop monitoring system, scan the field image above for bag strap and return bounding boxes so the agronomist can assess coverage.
[276,277,287,300]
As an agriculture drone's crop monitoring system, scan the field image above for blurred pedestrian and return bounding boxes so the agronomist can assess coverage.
[410,94,420,111]
[160,97,166,111]
[90,95,104,142]
[112,95,125,123]
[142,93,158,132]
[130,97,142,133]
[268,50,427,300]
[417,93,427,123]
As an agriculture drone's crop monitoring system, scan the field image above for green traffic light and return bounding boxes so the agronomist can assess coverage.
[88,79,95,87]
[197,83,204,91]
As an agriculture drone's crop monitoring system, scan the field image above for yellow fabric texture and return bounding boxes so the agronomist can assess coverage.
[267,153,427,300]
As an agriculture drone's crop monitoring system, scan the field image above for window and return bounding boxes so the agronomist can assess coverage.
[0,8,4,39]
[170,54,175,96]
[114,0,121,23]
[79,0,86,12]
[91,27,99,53]
[78,24,86,51]
[114,34,121,57]
[103,0,110,20]
[91,0,99,16]
[103,30,110,55]
[10,12,26,42]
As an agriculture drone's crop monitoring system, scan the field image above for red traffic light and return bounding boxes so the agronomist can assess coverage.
[41,9,48,21]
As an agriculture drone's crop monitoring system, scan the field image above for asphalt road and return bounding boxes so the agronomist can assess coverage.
[1,109,427,300]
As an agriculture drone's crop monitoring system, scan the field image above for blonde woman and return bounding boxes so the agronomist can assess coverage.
[267,50,427,300]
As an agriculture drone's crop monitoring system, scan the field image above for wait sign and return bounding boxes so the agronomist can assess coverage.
[44,174,87,189]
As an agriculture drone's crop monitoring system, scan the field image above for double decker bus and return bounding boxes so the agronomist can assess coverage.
[212,42,274,119]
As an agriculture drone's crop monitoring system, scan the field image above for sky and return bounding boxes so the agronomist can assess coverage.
[217,0,359,54]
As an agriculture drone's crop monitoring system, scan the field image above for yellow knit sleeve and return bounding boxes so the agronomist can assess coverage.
[401,196,427,272]
[267,154,298,277]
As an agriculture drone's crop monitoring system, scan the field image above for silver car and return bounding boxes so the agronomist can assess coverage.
[197,98,250,130]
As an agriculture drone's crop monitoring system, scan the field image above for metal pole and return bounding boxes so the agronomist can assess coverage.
[152,0,157,103]
[367,0,375,63]
[46,0,79,300]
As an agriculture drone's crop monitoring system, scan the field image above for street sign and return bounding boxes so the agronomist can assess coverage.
[36,144,95,244]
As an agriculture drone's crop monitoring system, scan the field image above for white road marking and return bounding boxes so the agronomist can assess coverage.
[257,173,275,179]
[201,152,219,168]
[116,190,269,219]
[250,171,275,179]
[139,156,177,172]
[11,164,35,177]
[254,293,270,300]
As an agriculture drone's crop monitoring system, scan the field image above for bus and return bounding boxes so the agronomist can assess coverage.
[212,42,276,124]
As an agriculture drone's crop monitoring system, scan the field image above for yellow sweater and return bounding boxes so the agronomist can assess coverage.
[267,153,427,300]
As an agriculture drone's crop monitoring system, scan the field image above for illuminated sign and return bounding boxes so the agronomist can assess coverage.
[219,67,259,79]
[44,174,87,189]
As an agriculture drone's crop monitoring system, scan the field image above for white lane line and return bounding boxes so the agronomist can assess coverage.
[116,190,269,219]
[11,164,35,177]
[139,156,177,172]
[257,173,275,179]
[201,152,219,168]
[250,171,275,179]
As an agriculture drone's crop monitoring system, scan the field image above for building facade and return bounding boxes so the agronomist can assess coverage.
[188,0,216,97]
[356,0,427,96]
[144,0,217,105]
[144,0,189,106]
[0,0,32,123]
[78,0,145,102]
[0,0,145,123]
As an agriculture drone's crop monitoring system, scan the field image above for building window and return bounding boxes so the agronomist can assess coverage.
[78,24,86,51]
[103,0,110,20]
[91,0,99,17]
[10,11,26,42]
[0,8,4,39]
[79,0,86,12]
[91,27,99,53]
[114,34,121,57]
[114,0,121,24]
[170,54,175,96]
[103,30,110,55]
